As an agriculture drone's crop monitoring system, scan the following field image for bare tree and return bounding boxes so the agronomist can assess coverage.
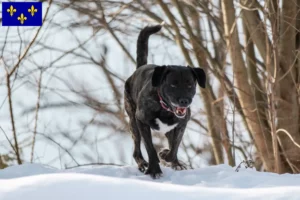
[2,0,300,174]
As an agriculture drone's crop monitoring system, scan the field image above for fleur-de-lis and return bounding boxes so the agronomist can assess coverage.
[7,5,16,16]
[17,13,27,24]
[28,5,37,16]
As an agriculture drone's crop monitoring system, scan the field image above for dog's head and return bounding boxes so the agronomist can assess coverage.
[152,65,206,118]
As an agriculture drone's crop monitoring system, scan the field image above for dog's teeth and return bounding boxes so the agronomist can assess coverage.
[175,107,187,116]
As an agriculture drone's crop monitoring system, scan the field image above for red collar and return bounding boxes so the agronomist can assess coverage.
[157,90,174,113]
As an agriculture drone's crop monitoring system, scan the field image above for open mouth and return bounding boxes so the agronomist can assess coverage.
[174,107,187,118]
[171,103,188,118]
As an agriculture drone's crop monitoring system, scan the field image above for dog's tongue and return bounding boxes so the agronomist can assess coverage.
[175,107,187,115]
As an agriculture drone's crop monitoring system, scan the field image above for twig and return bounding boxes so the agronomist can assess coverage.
[66,162,124,169]
[37,132,79,166]
[30,70,43,162]
[9,0,53,76]
[265,0,280,173]
[97,1,136,64]
[232,68,236,164]
[4,0,53,165]
[0,126,17,155]
[235,159,254,172]
[6,74,22,164]
[276,129,300,149]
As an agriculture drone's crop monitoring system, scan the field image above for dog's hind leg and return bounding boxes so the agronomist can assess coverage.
[124,86,148,172]
[159,124,187,170]
[130,118,149,172]
[126,114,148,172]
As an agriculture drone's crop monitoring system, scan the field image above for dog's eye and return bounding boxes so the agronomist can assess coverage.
[171,84,177,88]
[187,85,192,88]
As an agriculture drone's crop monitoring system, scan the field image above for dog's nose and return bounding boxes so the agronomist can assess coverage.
[178,98,190,107]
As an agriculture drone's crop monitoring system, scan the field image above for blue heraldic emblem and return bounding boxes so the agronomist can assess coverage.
[2,2,42,26]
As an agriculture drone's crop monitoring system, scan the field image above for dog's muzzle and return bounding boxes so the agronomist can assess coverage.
[171,103,189,118]
[157,90,189,119]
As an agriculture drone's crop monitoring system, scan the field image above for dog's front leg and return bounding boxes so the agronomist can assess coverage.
[159,123,187,170]
[136,119,162,178]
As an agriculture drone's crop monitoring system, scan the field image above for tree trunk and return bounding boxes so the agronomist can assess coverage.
[221,0,274,171]
[277,0,300,173]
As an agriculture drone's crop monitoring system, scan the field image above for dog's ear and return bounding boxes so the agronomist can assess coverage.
[152,65,167,87]
[189,66,206,88]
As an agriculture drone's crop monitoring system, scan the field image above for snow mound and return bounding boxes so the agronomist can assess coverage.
[1,164,300,200]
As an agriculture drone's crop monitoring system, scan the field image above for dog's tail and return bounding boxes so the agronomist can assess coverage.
[136,22,164,68]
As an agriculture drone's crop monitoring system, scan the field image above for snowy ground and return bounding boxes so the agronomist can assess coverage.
[0,164,300,200]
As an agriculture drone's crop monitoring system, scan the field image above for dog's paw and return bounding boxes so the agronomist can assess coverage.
[159,149,176,162]
[158,148,170,161]
[145,163,163,179]
[137,160,149,173]
[171,160,187,171]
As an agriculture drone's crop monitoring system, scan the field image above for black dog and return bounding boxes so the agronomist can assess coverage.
[124,24,206,178]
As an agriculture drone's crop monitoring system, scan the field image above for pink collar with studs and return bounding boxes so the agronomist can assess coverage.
[157,90,174,113]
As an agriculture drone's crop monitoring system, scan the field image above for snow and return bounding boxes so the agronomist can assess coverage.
[1,164,300,200]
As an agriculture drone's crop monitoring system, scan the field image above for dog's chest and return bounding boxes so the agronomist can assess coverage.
[152,118,178,133]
